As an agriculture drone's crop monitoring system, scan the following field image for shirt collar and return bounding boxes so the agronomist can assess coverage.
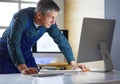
[34,21,39,28]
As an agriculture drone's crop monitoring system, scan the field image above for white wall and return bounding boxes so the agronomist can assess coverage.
[64,0,104,60]
[53,0,64,29]
[105,0,120,70]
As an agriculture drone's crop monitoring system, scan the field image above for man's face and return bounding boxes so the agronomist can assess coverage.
[37,11,58,28]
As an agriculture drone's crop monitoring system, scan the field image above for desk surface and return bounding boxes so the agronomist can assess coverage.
[0,70,120,84]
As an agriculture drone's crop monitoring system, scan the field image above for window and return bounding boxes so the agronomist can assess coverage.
[0,0,38,38]
[21,0,39,2]
[0,2,18,26]
[0,0,38,28]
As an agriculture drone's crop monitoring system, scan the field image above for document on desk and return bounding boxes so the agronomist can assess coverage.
[40,69,81,74]
[31,72,64,77]
[31,70,81,77]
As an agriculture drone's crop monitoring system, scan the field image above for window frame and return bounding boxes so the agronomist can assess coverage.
[0,0,37,28]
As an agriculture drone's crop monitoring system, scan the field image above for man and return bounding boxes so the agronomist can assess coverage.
[0,0,89,74]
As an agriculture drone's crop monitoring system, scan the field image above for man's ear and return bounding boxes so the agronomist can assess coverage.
[37,12,42,19]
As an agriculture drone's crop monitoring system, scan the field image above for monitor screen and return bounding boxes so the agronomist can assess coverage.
[32,30,68,53]
[77,18,115,71]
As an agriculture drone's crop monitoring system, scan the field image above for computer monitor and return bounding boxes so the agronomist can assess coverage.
[77,18,116,71]
[32,30,68,53]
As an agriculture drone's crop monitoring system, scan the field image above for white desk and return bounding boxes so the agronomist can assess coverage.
[0,70,120,84]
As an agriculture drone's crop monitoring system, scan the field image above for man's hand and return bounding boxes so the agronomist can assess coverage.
[70,61,90,72]
[72,64,90,72]
[18,64,38,75]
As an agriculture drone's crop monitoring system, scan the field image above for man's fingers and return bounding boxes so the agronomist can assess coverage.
[21,68,38,75]
[81,65,90,72]
[30,68,38,74]
[76,64,90,72]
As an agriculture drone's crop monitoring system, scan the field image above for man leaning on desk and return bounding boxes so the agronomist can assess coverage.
[0,0,89,74]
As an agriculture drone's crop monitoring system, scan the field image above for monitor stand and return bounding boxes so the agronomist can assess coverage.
[99,41,113,72]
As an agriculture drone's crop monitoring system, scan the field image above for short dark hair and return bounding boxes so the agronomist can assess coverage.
[35,0,60,15]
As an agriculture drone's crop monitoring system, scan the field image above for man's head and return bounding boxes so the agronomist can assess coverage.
[34,0,60,28]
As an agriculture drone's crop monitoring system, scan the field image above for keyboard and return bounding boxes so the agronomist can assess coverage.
[31,70,81,77]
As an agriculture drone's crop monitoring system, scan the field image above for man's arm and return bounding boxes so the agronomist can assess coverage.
[47,24,75,64]
[48,24,90,72]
